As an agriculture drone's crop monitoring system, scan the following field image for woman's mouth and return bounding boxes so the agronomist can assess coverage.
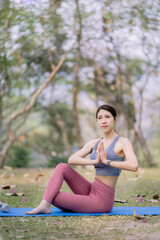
[101,125,108,128]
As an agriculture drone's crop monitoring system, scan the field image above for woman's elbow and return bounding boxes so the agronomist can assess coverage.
[68,156,73,165]
[131,164,138,172]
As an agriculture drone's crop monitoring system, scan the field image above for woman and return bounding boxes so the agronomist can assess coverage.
[26,104,138,214]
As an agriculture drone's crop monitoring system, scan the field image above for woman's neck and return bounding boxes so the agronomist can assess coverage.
[103,131,118,140]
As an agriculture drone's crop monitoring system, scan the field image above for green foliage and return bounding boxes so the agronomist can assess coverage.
[0,0,159,169]
[47,155,68,168]
[5,144,31,168]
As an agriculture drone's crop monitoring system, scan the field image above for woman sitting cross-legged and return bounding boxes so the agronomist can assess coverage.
[26,104,138,214]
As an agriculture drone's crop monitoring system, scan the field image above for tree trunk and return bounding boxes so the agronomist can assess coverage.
[73,60,83,148]
[0,137,14,168]
[0,155,5,168]
[101,2,155,167]
[94,64,106,96]
[93,66,99,108]
[0,53,67,168]
[72,0,83,149]
[56,118,72,156]
[134,126,155,167]
[122,106,155,166]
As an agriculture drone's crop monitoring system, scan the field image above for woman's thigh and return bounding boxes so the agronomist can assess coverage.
[56,163,92,195]
[52,191,108,213]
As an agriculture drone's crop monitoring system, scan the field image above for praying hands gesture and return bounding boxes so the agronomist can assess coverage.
[95,140,109,165]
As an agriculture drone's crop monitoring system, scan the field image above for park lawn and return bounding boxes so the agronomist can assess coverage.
[0,166,160,240]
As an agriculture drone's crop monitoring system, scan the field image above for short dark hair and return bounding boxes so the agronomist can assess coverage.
[96,104,117,120]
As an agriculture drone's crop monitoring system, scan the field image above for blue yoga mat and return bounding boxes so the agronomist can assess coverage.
[0,207,160,217]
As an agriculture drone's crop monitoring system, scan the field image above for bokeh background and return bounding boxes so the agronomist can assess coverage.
[0,0,159,168]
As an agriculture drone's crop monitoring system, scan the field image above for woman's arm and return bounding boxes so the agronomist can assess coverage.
[68,139,100,166]
[100,138,138,172]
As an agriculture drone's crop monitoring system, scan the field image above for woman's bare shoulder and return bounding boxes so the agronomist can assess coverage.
[85,138,100,148]
[119,136,132,146]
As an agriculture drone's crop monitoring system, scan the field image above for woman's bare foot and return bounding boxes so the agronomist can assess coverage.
[25,200,51,215]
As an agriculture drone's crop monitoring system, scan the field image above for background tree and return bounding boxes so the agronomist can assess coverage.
[0,0,159,168]
[0,0,68,168]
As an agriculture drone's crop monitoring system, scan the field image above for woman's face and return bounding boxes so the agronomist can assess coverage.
[97,109,117,133]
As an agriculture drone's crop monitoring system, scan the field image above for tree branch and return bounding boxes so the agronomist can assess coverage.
[3,53,66,158]
[0,82,7,97]
[6,53,67,131]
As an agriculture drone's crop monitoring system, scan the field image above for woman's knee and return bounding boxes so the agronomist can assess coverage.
[55,163,70,172]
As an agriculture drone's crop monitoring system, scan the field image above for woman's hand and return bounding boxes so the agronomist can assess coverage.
[94,143,101,164]
[99,140,108,165]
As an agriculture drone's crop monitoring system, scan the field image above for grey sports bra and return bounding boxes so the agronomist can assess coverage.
[90,136,125,176]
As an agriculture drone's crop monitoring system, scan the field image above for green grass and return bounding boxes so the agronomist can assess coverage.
[0,166,160,240]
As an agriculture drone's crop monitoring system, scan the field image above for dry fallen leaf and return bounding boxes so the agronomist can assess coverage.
[114,199,127,203]
[3,166,13,170]
[34,173,45,181]
[15,236,25,239]
[5,192,24,196]
[147,199,159,203]
[135,168,144,176]
[153,194,160,200]
[17,192,25,196]
[133,209,145,219]
[6,192,17,196]
[131,194,146,197]
[1,185,11,189]
[0,185,16,189]
[127,170,143,181]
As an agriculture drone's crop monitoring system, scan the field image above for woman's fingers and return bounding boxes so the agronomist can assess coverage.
[98,146,100,154]
[99,140,104,152]
[97,140,106,163]
[99,140,107,163]
[97,141,102,152]
[96,149,101,163]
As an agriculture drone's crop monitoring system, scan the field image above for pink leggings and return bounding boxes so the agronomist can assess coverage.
[42,163,115,213]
